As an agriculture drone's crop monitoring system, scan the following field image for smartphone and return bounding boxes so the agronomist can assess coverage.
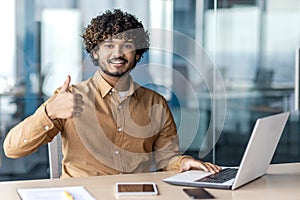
[115,182,158,196]
[183,188,215,199]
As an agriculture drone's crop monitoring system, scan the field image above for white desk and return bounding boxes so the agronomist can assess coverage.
[0,163,299,199]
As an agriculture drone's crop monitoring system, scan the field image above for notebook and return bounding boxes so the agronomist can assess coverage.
[17,186,96,200]
[163,112,290,190]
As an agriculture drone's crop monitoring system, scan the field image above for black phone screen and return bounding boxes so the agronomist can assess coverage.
[183,188,215,199]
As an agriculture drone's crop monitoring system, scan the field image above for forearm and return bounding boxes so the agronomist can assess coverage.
[3,104,60,158]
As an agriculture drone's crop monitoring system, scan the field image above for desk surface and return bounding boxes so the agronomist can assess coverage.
[1,163,299,200]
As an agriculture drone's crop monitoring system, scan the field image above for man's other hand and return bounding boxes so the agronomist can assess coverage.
[180,158,221,174]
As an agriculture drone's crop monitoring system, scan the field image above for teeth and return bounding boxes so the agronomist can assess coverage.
[111,59,126,64]
[111,60,125,64]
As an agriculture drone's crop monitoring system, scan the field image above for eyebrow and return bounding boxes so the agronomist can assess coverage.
[100,41,136,47]
[102,39,135,43]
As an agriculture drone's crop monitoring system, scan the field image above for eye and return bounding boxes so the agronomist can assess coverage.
[104,44,114,48]
[123,43,135,50]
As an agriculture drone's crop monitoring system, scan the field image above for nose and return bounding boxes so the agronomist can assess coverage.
[112,45,124,57]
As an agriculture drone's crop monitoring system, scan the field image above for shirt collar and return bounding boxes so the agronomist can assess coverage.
[92,69,138,99]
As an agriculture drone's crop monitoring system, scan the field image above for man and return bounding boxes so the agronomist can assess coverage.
[3,9,220,178]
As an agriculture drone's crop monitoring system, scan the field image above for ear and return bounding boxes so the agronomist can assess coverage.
[135,55,140,61]
[91,50,99,59]
[92,50,98,59]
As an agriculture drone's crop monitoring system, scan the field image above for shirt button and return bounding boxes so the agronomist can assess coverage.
[118,127,122,132]
[109,92,112,95]
[23,139,28,143]
[45,125,50,130]
[118,105,122,109]
[115,150,119,155]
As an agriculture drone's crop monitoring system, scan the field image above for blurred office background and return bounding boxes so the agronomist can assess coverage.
[0,0,299,181]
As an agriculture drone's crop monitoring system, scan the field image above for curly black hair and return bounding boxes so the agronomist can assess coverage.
[81,9,150,65]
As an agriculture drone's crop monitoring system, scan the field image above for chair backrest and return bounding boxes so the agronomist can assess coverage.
[47,133,62,179]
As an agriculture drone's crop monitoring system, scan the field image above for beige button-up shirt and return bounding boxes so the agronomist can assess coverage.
[4,70,188,178]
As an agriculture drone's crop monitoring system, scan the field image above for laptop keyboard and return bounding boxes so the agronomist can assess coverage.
[195,168,238,183]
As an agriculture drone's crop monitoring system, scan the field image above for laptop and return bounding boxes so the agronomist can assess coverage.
[163,112,290,190]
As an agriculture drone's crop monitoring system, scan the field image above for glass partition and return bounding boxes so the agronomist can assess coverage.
[172,0,300,166]
[198,0,300,165]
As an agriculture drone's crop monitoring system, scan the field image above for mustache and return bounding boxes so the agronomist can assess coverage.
[109,57,128,63]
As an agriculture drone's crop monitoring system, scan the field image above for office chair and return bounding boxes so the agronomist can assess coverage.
[47,133,62,179]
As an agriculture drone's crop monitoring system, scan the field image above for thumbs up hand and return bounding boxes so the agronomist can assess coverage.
[46,75,83,119]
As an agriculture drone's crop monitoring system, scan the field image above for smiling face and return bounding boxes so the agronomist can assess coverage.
[93,37,139,78]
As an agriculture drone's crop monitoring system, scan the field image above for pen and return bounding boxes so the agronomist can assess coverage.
[64,190,74,200]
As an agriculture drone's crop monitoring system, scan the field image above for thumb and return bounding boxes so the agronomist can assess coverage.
[59,75,71,93]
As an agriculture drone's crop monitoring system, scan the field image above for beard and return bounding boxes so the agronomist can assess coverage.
[99,65,127,77]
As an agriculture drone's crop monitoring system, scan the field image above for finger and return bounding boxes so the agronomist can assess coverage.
[74,94,83,102]
[75,99,84,106]
[72,112,81,118]
[74,93,83,100]
[207,163,221,171]
[74,94,84,106]
[73,106,84,113]
[203,163,221,173]
[59,75,71,93]
[197,162,216,173]
[198,163,209,172]
[72,106,84,118]
[211,164,221,171]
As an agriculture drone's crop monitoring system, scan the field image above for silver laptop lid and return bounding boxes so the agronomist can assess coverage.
[232,112,289,189]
